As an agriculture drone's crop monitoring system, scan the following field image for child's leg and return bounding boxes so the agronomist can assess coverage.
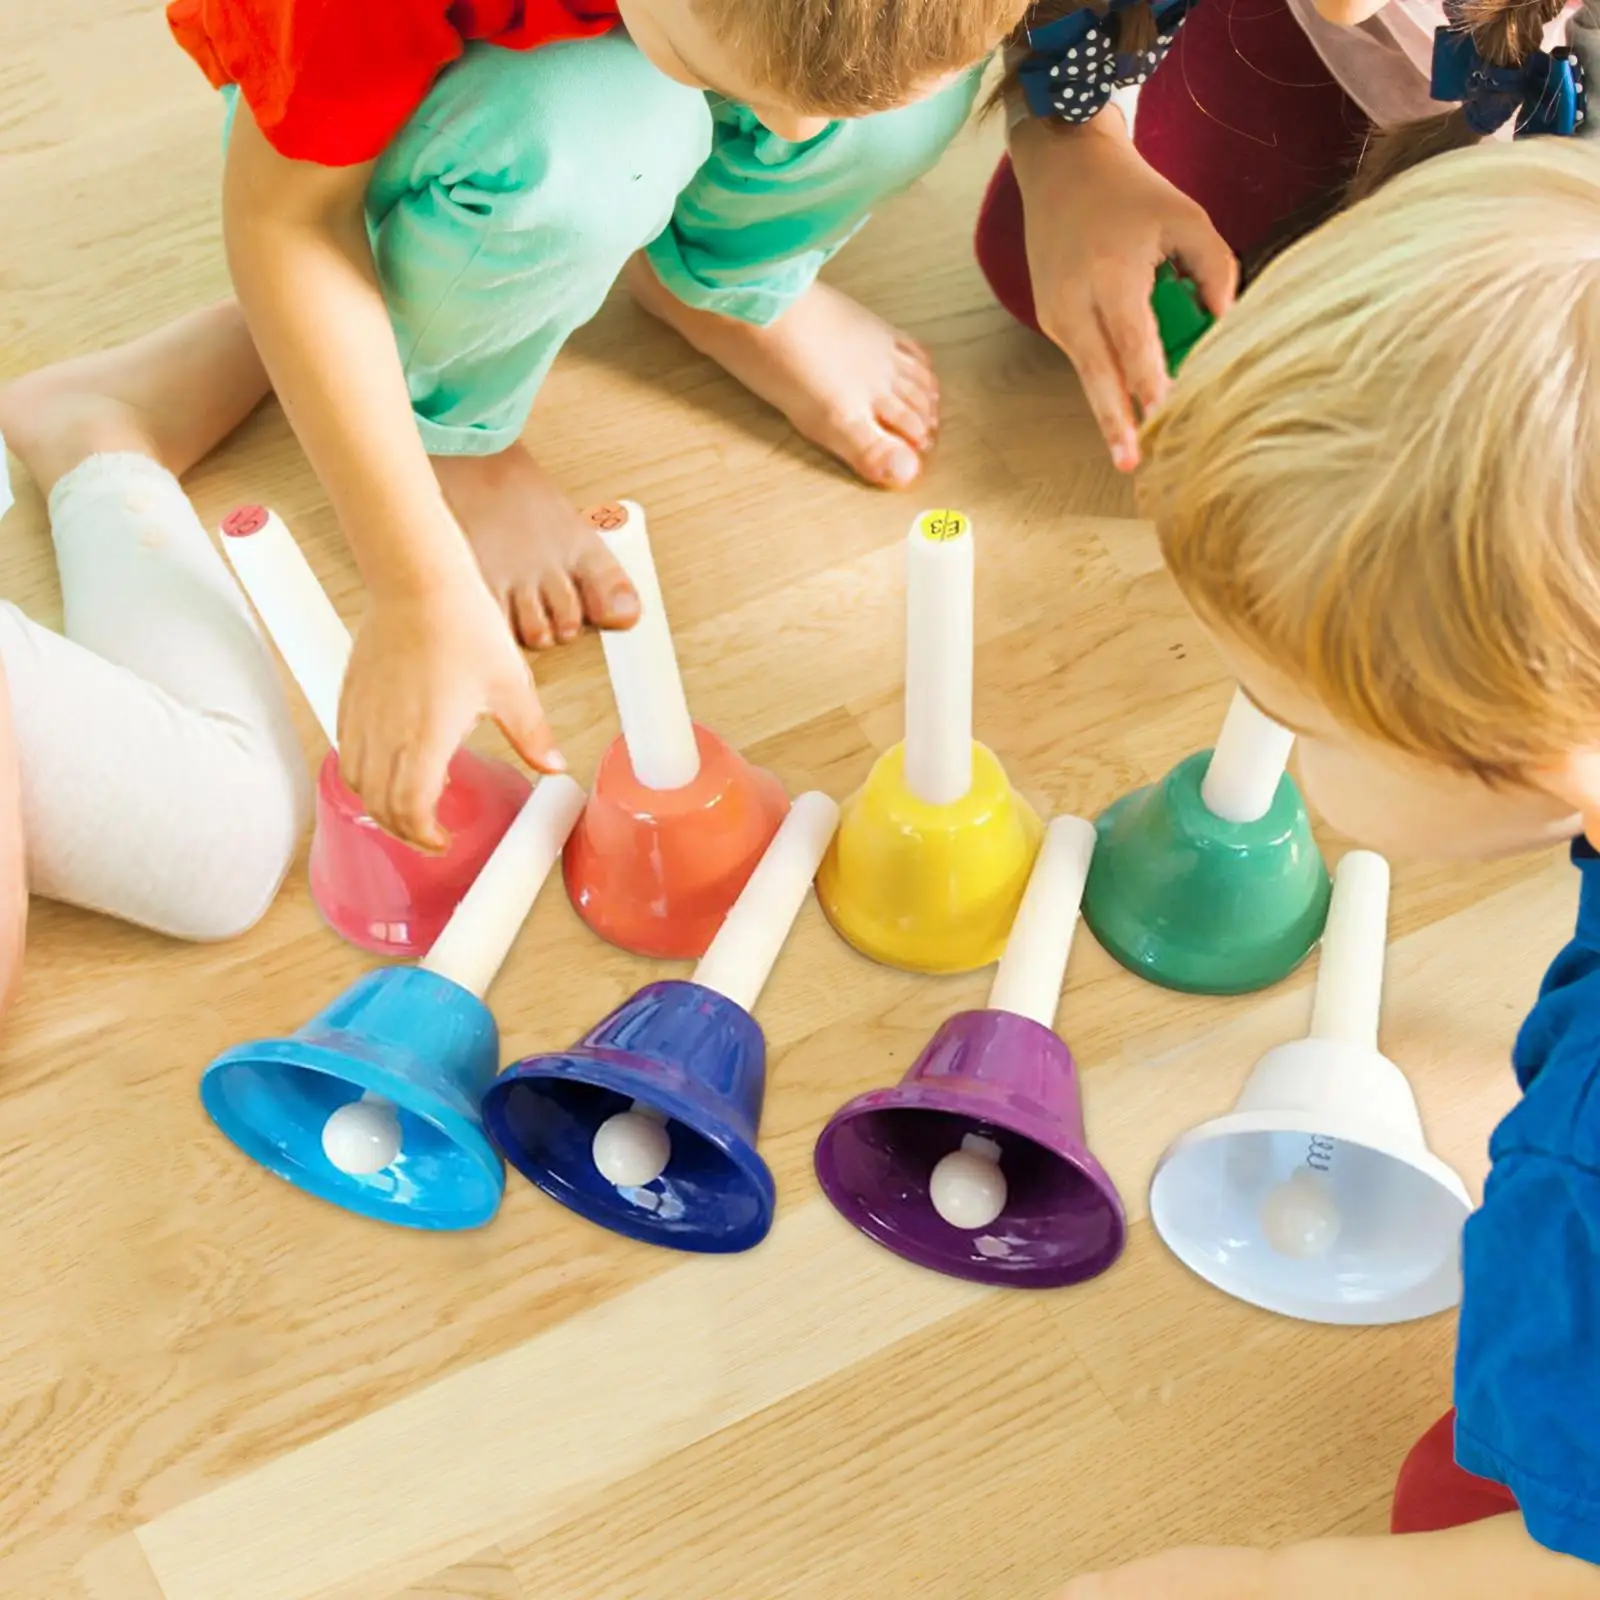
[0,325,309,939]
[351,36,714,647]
[0,302,268,491]
[628,74,984,489]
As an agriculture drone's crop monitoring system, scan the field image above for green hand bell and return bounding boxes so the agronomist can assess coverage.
[1152,262,1214,375]
[1083,690,1331,995]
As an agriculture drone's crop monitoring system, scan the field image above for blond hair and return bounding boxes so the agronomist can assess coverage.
[1140,140,1600,779]
[695,0,1028,116]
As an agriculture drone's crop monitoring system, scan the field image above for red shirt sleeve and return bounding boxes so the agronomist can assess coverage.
[167,0,467,166]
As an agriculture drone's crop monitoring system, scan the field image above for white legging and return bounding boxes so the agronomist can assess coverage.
[0,451,309,939]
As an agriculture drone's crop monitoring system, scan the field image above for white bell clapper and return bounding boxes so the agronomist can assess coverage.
[1199,689,1295,826]
[319,774,586,1177]
[591,1103,672,1189]
[220,507,350,747]
[1258,1156,1342,1259]
[592,501,700,792]
[904,510,974,806]
[321,1091,403,1175]
[929,1133,1007,1230]
[1148,849,1473,1325]
[928,815,1098,1230]
[1255,849,1389,1258]
[590,790,841,1189]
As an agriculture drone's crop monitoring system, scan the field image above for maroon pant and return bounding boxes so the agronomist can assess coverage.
[974,0,1371,332]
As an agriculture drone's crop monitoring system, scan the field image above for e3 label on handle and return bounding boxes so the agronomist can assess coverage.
[916,509,969,543]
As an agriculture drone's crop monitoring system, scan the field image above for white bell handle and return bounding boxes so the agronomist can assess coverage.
[987,815,1097,1029]
[904,509,975,807]
[692,792,840,1014]
[1309,850,1391,1051]
[585,501,700,792]
[420,775,586,999]
[1200,689,1295,826]
[220,506,350,749]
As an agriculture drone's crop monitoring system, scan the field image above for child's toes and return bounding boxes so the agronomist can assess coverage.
[897,368,939,433]
[894,333,934,373]
[893,351,939,418]
[571,538,640,631]
[830,412,921,489]
[540,570,585,643]
[875,391,933,453]
[512,588,556,651]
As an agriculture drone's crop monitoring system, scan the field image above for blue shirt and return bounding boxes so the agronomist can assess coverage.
[1454,839,1600,1563]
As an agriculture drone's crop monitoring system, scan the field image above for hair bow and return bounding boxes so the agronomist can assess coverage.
[1430,26,1587,137]
[1019,0,1197,123]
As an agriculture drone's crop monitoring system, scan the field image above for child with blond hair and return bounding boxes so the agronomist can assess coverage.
[1056,134,1600,1600]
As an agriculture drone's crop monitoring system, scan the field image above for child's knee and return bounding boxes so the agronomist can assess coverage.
[155,750,309,942]
[377,38,713,266]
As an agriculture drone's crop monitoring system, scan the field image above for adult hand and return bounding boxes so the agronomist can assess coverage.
[1009,107,1237,470]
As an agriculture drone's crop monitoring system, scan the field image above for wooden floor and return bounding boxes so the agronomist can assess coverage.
[0,8,1570,1599]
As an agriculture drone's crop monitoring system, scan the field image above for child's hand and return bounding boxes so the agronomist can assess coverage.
[1057,1546,1275,1600]
[1009,109,1237,470]
[337,575,564,851]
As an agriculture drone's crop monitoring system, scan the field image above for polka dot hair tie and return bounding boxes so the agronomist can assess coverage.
[1019,0,1198,123]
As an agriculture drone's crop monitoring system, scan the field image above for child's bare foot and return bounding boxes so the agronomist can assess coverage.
[0,302,268,495]
[625,254,938,490]
[431,443,639,650]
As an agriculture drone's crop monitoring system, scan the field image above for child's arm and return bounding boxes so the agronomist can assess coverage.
[1059,1516,1600,1599]
[1006,102,1237,471]
[222,106,565,850]
[0,655,26,1022]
